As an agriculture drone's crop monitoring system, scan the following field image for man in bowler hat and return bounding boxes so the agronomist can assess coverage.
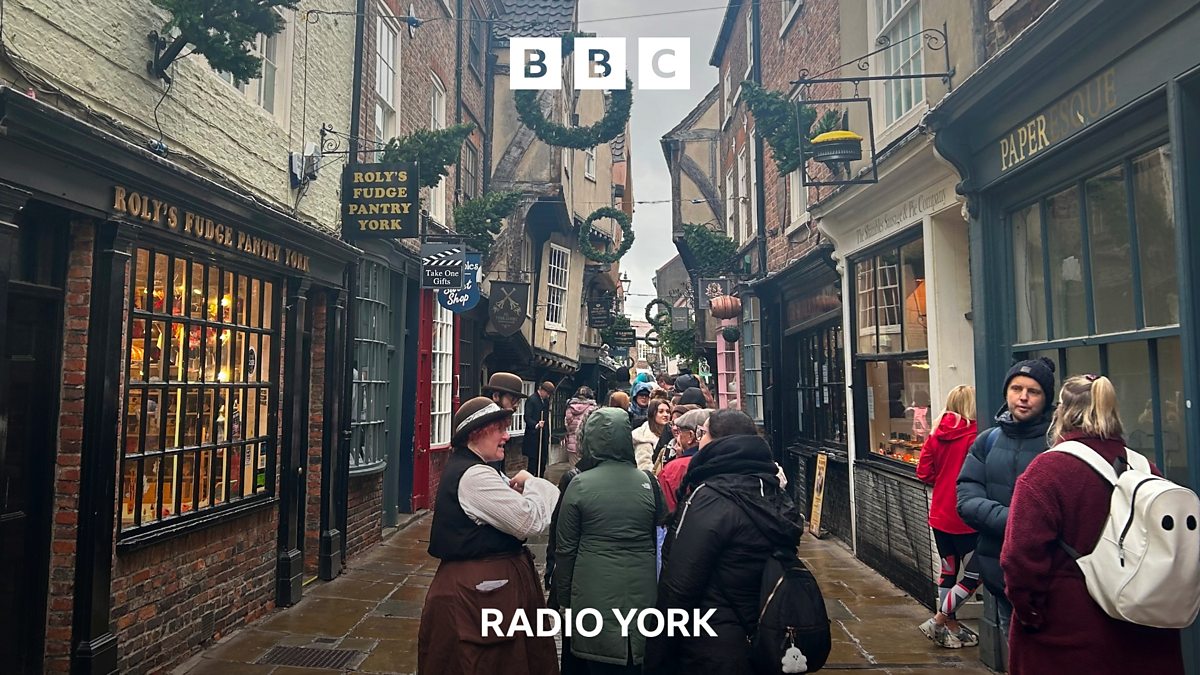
[522,381,555,477]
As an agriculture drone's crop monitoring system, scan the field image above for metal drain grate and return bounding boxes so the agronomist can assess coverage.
[257,646,361,669]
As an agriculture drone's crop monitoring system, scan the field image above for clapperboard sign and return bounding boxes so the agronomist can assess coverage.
[341,162,419,239]
[421,244,465,290]
[611,328,636,349]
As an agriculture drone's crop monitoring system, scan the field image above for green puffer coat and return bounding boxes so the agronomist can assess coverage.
[555,407,664,666]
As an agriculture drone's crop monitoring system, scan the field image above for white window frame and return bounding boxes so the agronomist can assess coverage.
[374,6,401,158]
[508,380,536,436]
[584,146,597,180]
[744,10,754,79]
[734,148,744,242]
[438,0,454,17]
[431,304,454,448]
[723,69,733,125]
[748,141,758,243]
[786,168,812,236]
[429,74,448,225]
[873,0,925,130]
[781,0,804,36]
[215,9,292,122]
[545,243,570,329]
[725,170,737,239]
[742,296,764,423]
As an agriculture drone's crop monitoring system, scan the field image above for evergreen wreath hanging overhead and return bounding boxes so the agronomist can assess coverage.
[645,298,671,328]
[578,207,634,264]
[380,123,475,189]
[453,190,522,257]
[150,0,300,82]
[514,78,633,150]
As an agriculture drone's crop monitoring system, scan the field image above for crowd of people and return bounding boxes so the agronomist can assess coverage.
[416,359,1190,674]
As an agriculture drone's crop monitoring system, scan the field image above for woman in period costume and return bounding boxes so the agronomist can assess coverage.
[417,397,561,675]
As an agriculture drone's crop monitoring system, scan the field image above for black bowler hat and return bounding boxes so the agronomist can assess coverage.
[452,397,514,446]
[483,372,527,398]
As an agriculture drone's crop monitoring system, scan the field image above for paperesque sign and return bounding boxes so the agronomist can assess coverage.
[342,162,419,239]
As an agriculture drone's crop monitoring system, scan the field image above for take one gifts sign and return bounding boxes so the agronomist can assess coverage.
[438,252,482,313]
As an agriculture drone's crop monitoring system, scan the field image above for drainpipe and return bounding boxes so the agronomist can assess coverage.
[454,0,464,209]
[348,0,367,161]
[750,0,768,277]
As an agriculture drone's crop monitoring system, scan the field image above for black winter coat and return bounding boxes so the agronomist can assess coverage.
[644,434,802,675]
[956,405,1052,595]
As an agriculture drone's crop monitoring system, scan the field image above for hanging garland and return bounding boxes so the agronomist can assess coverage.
[578,206,634,264]
[741,81,841,177]
[514,78,633,150]
[645,298,671,328]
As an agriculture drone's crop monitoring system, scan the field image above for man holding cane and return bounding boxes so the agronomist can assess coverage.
[523,381,555,477]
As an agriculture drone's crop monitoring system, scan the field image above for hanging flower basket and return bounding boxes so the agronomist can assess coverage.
[810,130,864,164]
[721,326,742,343]
[709,294,742,320]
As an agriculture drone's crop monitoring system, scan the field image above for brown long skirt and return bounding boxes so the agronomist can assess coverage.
[417,548,559,674]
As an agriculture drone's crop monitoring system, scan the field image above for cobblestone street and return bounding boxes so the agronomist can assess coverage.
[175,507,993,675]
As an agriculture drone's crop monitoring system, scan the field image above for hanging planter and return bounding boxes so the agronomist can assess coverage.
[810,130,864,164]
[578,207,634,264]
[720,326,742,343]
[709,294,742,320]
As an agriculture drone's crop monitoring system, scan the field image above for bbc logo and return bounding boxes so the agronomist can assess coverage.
[510,37,691,91]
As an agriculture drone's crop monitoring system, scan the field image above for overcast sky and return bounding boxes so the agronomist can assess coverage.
[577,0,723,318]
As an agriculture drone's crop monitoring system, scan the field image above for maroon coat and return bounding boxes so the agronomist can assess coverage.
[1002,432,1184,675]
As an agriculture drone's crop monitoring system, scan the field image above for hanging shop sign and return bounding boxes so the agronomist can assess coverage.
[110,186,311,273]
[670,306,691,331]
[610,328,636,349]
[490,281,529,337]
[341,162,420,239]
[587,298,614,328]
[438,252,481,312]
[699,277,732,299]
[421,243,465,289]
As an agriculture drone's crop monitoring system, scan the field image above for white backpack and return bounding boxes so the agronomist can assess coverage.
[1049,441,1200,628]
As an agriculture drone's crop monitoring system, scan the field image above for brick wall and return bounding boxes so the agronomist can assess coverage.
[346,474,384,559]
[305,295,327,577]
[985,0,1056,57]
[853,465,937,608]
[43,221,94,673]
[110,510,276,673]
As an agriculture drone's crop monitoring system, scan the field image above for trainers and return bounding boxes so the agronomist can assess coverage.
[956,625,979,647]
[918,618,938,641]
[919,618,963,649]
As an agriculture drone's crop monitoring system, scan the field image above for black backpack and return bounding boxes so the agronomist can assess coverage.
[748,550,832,674]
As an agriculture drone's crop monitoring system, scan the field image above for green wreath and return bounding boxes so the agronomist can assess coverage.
[579,207,634,264]
[645,298,671,328]
[514,77,633,150]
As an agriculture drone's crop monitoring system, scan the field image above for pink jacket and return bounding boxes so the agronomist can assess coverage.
[563,398,597,455]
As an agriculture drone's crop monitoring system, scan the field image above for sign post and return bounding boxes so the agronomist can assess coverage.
[810,453,828,538]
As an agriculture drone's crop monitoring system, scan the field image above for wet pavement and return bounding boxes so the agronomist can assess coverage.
[176,482,994,674]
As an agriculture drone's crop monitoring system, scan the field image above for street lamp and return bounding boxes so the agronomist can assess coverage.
[619,272,631,294]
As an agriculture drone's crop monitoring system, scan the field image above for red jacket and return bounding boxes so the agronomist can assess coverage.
[658,449,697,512]
[1002,432,1183,675]
[916,414,977,535]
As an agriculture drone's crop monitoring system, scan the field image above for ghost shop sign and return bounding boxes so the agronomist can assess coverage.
[341,162,419,239]
[110,186,310,272]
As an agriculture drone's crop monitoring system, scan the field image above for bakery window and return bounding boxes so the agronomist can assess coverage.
[119,247,280,533]
[852,234,929,467]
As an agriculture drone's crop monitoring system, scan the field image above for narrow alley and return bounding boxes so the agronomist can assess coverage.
[174,514,992,674]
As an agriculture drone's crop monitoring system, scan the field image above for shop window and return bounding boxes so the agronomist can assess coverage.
[796,321,846,445]
[1011,144,1179,342]
[874,0,923,127]
[853,234,929,467]
[351,261,390,472]
[120,247,279,533]
[508,380,535,436]
[742,296,764,423]
[546,244,570,328]
[431,304,454,447]
[1010,143,1183,484]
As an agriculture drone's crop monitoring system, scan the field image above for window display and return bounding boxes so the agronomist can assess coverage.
[120,247,279,531]
[854,235,929,467]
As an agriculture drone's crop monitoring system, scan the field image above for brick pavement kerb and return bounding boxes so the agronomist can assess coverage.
[176,514,995,674]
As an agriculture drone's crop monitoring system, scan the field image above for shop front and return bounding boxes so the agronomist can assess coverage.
[815,136,974,603]
[0,87,358,673]
[754,245,853,544]
[927,0,1200,666]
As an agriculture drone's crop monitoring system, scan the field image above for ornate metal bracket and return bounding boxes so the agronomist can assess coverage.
[792,24,954,90]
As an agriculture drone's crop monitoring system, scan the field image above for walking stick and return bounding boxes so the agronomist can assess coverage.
[537,410,546,478]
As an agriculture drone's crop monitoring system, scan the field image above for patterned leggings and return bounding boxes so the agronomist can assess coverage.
[933,530,981,618]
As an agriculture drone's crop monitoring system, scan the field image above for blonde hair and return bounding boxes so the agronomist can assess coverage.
[935,385,976,427]
[1049,375,1124,443]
